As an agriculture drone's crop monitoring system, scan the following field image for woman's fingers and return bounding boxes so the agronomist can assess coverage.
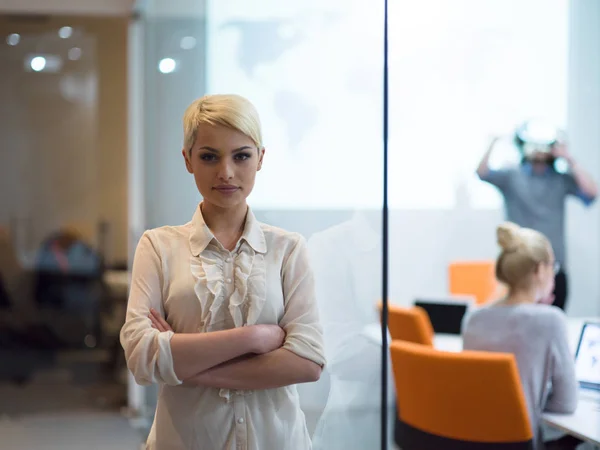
[148,312,165,332]
[149,308,174,332]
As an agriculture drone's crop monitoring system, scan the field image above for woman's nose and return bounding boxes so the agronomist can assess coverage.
[217,161,234,180]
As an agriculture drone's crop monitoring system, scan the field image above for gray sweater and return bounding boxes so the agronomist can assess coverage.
[462,303,578,449]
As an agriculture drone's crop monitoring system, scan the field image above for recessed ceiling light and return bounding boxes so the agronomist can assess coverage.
[58,26,73,39]
[30,56,47,72]
[6,33,20,46]
[68,47,82,61]
[26,54,63,73]
[158,58,176,74]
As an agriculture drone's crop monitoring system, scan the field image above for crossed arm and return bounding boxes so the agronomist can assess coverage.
[149,309,322,390]
[121,232,325,390]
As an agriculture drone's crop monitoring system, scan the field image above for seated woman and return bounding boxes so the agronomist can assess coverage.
[462,222,579,450]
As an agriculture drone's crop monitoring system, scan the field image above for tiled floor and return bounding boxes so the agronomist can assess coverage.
[0,348,140,449]
[0,411,143,450]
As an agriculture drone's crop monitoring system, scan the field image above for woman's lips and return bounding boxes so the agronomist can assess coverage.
[214,185,239,194]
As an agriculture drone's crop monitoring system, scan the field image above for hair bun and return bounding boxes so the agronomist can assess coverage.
[497,222,522,251]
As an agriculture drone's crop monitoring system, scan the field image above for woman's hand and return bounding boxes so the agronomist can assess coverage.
[149,308,174,332]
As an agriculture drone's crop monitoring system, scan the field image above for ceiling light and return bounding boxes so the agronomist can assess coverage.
[68,47,82,61]
[30,56,46,72]
[58,26,73,39]
[158,58,176,74]
[26,54,63,73]
[6,33,20,46]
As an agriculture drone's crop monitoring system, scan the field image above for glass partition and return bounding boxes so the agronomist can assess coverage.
[131,0,392,447]
[129,0,600,448]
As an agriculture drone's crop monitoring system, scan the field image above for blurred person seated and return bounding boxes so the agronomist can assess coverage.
[462,222,581,450]
[33,225,104,348]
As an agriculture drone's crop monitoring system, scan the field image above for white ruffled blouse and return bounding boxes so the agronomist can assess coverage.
[120,206,326,450]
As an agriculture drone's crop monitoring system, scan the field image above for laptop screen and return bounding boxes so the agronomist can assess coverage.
[575,322,600,391]
[413,298,472,335]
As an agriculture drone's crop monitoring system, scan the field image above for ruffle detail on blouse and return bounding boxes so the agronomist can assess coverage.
[190,242,268,402]
[190,252,226,332]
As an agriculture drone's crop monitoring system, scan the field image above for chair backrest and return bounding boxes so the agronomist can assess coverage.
[448,260,506,305]
[384,304,434,346]
[390,340,533,450]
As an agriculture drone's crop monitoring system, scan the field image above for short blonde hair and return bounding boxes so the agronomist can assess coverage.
[183,94,263,152]
[495,222,552,289]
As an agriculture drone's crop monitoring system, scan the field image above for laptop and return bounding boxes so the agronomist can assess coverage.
[574,322,600,400]
[413,297,473,335]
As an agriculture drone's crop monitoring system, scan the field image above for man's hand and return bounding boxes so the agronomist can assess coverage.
[551,141,572,163]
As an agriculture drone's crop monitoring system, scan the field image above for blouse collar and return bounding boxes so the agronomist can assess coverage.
[189,204,267,256]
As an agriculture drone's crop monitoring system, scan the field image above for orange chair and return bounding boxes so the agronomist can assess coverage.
[378,303,434,346]
[390,340,533,449]
[448,260,507,305]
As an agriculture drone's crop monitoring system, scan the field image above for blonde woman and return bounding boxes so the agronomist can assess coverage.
[120,94,326,450]
[462,222,579,450]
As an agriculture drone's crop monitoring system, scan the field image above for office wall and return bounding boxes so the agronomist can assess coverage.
[0,16,128,264]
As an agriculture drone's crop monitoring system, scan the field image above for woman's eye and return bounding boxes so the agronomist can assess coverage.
[235,152,252,161]
[200,153,217,162]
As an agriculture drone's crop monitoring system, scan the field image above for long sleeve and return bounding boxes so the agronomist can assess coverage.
[544,313,578,414]
[478,168,514,192]
[279,235,326,368]
[119,232,182,386]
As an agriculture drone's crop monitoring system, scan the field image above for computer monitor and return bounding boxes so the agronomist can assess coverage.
[574,322,600,392]
[413,298,473,335]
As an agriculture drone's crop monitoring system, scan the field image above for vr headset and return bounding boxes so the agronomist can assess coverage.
[514,120,563,162]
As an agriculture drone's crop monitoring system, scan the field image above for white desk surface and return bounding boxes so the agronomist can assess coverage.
[364,317,598,355]
[542,395,600,446]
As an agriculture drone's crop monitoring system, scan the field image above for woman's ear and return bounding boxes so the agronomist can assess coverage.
[182,148,193,174]
[257,147,265,171]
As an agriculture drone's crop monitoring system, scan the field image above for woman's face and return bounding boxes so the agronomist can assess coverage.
[183,123,264,210]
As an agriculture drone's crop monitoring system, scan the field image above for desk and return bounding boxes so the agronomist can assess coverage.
[541,318,600,448]
[543,395,600,447]
[363,316,597,354]
[362,324,464,352]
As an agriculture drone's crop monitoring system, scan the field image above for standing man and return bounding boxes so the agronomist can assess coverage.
[477,131,597,311]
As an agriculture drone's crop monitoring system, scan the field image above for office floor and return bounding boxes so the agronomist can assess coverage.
[0,349,141,450]
[0,411,142,450]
